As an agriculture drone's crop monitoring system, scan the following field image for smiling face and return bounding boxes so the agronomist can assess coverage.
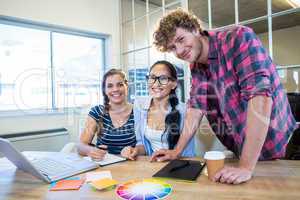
[104,74,128,105]
[167,27,209,64]
[148,63,177,100]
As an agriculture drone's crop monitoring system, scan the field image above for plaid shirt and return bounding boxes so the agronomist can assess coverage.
[188,26,297,160]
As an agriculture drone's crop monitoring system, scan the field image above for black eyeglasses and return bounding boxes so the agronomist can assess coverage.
[145,75,175,85]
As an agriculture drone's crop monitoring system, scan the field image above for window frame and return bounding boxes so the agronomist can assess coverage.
[0,15,108,116]
[205,0,300,92]
[121,0,185,102]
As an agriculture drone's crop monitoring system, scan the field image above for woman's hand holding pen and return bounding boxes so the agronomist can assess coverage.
[121,146,138,160]
[87,145,107,161]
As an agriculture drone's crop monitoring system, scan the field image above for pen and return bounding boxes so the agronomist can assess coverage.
[89,143,108,151]
[170,161,190,172]
[96,146,108,151]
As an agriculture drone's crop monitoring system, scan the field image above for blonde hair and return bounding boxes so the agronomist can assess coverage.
[153,8,202,52]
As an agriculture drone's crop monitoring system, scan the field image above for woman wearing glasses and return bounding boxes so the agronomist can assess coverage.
[121,60,196,160]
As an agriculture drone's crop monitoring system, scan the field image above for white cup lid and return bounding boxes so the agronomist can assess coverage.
[204,151,225,160]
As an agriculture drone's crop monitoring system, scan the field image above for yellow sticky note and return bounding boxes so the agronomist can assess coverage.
[90,178,118,190]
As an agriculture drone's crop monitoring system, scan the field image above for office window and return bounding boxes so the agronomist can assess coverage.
[239,0,267,21]
[166,53,186,102]
[121,0,186,102]
[0,19,106,112]
[0,24,51,110]
[122,0,133,23]
[149,9,163,46]
[122,0,300,98]
[135,16,148,50]
[123,21,134,52]
[52,33,104,108]
[128,68,148,102]
[189,0,300,93]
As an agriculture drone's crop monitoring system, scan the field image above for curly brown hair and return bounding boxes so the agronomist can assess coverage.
[153,8,203,52]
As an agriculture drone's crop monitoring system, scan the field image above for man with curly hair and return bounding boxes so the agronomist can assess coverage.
[151,8,297,184]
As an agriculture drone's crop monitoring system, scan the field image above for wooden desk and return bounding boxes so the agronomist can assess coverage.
[0,156,300,200]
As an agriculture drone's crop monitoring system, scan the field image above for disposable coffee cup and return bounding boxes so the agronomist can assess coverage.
[204,151,225,180]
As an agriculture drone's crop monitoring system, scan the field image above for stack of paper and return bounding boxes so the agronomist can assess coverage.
[85,171,112,182]
[84,154,126,166]
[86,171,118,190]
[89,178,118,190]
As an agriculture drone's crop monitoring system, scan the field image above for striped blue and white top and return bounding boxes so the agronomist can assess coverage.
[88,105,136,154]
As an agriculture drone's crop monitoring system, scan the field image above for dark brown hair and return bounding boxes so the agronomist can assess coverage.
[149,60,180,150]
[97,69,128,137]
[101,68,128,112]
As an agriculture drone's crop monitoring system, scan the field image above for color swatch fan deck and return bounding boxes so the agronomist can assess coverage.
[116,179,172,200]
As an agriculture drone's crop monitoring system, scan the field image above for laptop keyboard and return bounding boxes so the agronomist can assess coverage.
[32,158,74,176]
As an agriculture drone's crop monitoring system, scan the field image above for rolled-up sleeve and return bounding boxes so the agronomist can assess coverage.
[233,26,273,101]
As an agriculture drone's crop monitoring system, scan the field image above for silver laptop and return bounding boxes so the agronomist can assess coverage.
[0,138,98,183]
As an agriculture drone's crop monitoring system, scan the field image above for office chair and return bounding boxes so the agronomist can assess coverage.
[285,93,300,160]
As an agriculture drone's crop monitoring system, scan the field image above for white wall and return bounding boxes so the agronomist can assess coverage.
[0,0,120,67]
[0,0,120,145]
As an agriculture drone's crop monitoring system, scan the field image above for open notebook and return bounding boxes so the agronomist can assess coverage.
[84,153,126,166]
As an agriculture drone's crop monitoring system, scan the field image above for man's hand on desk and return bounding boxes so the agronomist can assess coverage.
[150,149,180,162]
[213,166,252,184]
[151,149,253,184]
